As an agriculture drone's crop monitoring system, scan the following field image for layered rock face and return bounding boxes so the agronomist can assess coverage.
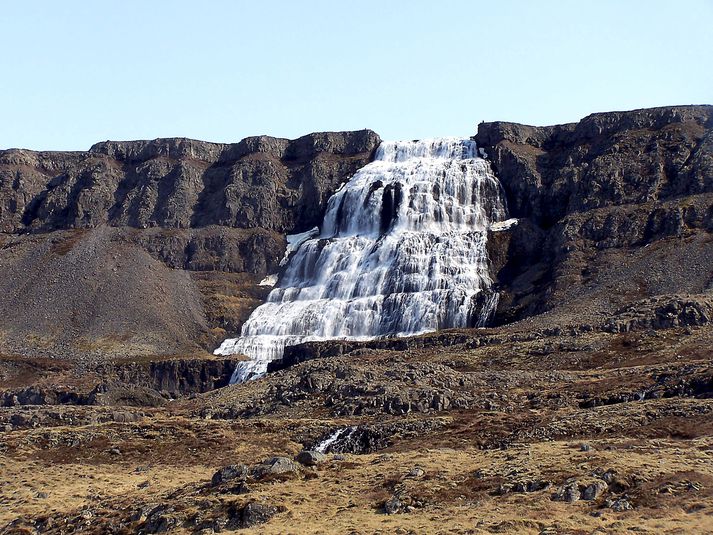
[0,131,380,359]
[475,105,713,324]
[0,131,380,233]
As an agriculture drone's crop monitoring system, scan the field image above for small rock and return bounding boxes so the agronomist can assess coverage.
[36,491,49,499]
[229,481,252,495]
[130,504,157,523]
[406,467,425,478]
[552,481,580,502]
[295,450,326,466]
[144,505,179,533]
[582,481,608,500]
[494,483,512,496]
[211,464,248,486]
[229,502,280,529]
[609,497,633,512]
[384,495,401,514]
[108,447,121,456]
[526,480,551,492]
[580,443,592,452]
[601,470,617,484]
[513,482,527,493]
[252,457,300,480]
[242,503,278,527]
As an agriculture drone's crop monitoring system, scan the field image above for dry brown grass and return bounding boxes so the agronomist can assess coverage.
[2,413,713,534]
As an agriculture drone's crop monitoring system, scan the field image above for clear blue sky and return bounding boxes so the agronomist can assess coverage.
[2,0,711,150]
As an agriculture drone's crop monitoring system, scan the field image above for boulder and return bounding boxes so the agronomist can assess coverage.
[383,495,402,514]
[295,450,326,466]
[252,457,300,479]
[552,481,581,502]
[211,464,248,486]
[609,497,633,512]
[582,481,608,500]
[226,502,281,529]
[406,467,425,479]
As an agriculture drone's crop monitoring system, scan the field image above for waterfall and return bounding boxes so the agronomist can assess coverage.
[214,138,508,382]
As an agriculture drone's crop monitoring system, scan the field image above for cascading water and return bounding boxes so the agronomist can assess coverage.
[214,138,508,383]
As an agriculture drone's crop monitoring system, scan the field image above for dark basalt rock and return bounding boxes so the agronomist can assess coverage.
[227,502,281,529]
[211,464,249,486]
[477,105,713,324]
[294,450,326,466]
[107,356,245,396]
[0,357,244,407]
[603,294,713,333]
[0,130,380,234]
[475,106,713,225]
[312,420,446,454]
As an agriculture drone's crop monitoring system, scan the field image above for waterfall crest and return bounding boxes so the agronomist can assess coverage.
[215,138,507,382]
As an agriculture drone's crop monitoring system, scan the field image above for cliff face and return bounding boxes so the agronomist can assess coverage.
[0,130,380,233]
[0,131,380,360]
[475,105,713,325]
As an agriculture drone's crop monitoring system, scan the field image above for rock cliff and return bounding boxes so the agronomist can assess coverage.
[1,130,380,233]
[0,130,380,360]
[475,105,713,325]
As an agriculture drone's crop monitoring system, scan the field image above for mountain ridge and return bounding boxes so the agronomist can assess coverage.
[0,105,710,361]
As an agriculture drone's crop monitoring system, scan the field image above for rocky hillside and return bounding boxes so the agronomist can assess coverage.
[1,131,381,233]
[0,131,380,360]
[477,105,713,325]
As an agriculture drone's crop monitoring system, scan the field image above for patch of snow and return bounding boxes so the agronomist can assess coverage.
[258,274,278,287]
[489,218,518,232]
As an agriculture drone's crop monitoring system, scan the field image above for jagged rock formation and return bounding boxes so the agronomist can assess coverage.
[3,107,713,535]
[1,131,380,233]
[476,105,713,324]
[0,131,380,360]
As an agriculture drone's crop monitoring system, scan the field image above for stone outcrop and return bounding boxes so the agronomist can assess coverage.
[475,106,712,225]
[476,105,713,324]
[603,294,713,333]
[0,130,380,233]
[106,356,244,396]
[0,356,244,407]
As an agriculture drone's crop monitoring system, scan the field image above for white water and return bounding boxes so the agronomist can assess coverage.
[314,427,355,454]
[214,138,508,382]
